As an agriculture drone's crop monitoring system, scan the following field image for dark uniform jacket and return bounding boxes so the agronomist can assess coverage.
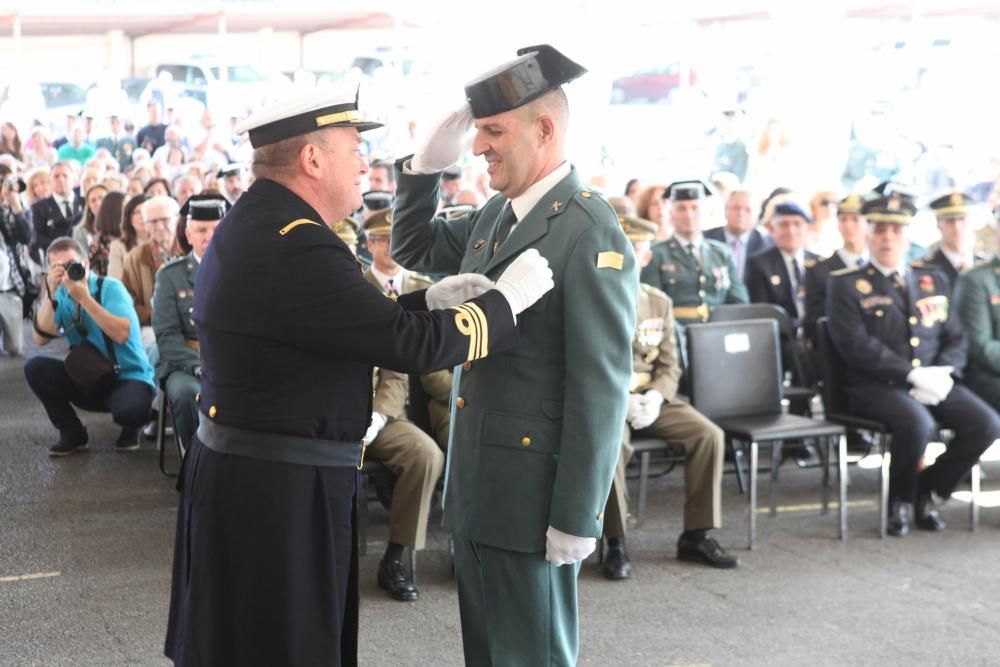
[745,245,818,328]
[392,163,637,553]
[29,194,82,261]
[827,262,966,389]
[925,247,986,289]
[803,251,848,343]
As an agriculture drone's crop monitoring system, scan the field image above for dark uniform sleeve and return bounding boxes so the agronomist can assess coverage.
[955,271,1000,374]
[802,261,827,344]
[932,275,967,376]
[272,229,516,374]
[390,157,474,275]
[827,273,913,385]
[744,254,769,304]
[152,268,199,379]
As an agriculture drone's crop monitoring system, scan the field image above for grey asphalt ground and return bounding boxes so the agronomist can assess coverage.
[3,336,1000,667]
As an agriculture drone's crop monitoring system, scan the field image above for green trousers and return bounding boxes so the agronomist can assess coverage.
[453,538,581,667]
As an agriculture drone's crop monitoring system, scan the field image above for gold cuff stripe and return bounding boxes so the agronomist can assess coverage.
[315,110,361,127]
[463,302,488,358]
[279,218,323,236]
[451,305,479,361]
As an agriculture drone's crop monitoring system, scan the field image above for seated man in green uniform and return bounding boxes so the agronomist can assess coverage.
[954,205,1000,412]
[640,180,748,324]
[152,194,226,448]
[360,208,446,602]
[603,215,737,580]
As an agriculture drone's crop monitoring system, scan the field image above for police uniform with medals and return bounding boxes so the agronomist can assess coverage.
[164,92,519,667]
[827,194,1000,533]
[640,181,749,324]
[603,216,731,578]
[803,193,869,344]
[151,194,228,449]
[925,192,986,287]
[95,120,135,172]
[954,205,1000,412]
[391,45,637,666]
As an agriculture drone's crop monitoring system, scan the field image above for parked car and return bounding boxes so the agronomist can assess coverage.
[611,63,698,104]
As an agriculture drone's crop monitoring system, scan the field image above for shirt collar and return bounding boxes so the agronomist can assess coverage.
[779,248,805,266]
[370,265,404,290]
[940,246,972,271]
[836,247,868,267]
[673,233,703,249]
[724,228,752,245]
[871,257,906,278]
[509,161,571,222]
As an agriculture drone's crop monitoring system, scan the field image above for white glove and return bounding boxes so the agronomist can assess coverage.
[495,248,555,323]
[410,102,475,175]
[363,412,387,444]
[626,393,644,426]
[631,389,664,431]
[545,525,596,566]
[909,387,941,406]
[426,274,495,310]
[907,365,955,402]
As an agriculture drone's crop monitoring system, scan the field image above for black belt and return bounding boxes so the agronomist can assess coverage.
[197,418,365,468]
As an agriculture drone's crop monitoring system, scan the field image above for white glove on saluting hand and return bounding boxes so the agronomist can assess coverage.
[907,365,955,403]
[545,525,596,566]
[410,102,475,175]
[426,274,496,310]
[630,390,664,431]
[364,412,387,445]
[495,248,555,323]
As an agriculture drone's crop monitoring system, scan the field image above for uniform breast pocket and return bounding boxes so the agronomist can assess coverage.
[482,411,561,456]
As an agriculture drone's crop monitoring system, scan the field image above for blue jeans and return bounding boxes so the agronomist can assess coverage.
[24,356,154,438]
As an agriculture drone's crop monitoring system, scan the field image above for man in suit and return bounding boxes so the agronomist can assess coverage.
[151,195,226,449]
[954,209,1000,412]
[705,189,773,282]
[745,201,818,332]
[641,180,748,324]
[360,207,445,602]
[828,193,1000,537]
[925,192,985,288]
[803,193,870,344]
[165,88,550,666]
[602,215,736,581]
[29,161,82,264]
[390,45,637,666]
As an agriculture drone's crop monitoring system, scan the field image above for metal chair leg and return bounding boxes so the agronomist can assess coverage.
[732,439,747,494]
[749,441,758,550]
[770,440,781,517]
[820,436,831,515]
[879,435,890,540]
[358,472,369,557]
[970,462,981,532]
[637,450,651,528]
[838,434,848,541]
[410,549,417,586]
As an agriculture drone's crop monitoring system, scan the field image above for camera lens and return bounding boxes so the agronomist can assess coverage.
[66,261,85,281]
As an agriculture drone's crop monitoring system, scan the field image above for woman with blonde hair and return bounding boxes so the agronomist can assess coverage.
[806,189,841,256]
[23,168,51,207]
[23,125,55,169]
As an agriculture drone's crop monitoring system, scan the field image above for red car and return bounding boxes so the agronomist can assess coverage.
[611,64,698,104]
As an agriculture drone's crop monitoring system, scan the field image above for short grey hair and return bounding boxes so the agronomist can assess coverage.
[141,195,180,220]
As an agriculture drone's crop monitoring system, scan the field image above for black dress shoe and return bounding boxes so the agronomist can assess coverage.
[377,559,418,601]
[677,534,740,569]
[48,431,89,457]
[915,492,946,532]
[115,427,141,452]
[601,545,632,580]
[887,501,912,537]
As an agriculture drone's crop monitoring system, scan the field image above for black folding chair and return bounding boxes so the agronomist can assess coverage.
[156,379,185,478]
[686,319,847,549]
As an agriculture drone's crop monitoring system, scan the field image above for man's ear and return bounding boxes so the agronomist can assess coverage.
[537,115,556,145]
[300,143,323,179]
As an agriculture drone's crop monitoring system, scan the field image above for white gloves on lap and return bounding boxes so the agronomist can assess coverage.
[907,365,954,404]
[495,249,555,323]
[426,274,495,310]
[545,526,595,566]
[410,102,475,175]
[364,412,387,445]
[629,390,664,430]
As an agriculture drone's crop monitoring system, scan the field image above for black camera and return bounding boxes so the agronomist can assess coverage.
[3,177,26,194]
[64,261,85,281]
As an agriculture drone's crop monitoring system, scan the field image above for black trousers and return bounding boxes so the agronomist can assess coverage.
[848,382,1000,503]
[24,356,154,437]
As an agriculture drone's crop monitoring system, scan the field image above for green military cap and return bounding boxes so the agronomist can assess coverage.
[620,215,658,242]
[862,194,917,225]
[328,217,359,247]
[363,208,392,237]
[464,44,587,118]
[663,180,712,201]
[837,193,866,215]
[929,191,975,219]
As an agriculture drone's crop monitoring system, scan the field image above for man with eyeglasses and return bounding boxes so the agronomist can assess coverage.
[122,195,180,349]
[24,237,154,456]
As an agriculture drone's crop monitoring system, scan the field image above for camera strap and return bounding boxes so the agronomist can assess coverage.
[93,277,120,374]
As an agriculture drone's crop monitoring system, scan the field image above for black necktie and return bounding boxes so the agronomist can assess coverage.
[61,200,72,220]
[494,203,516,250]
[791,257,803,286]
[890,271,909,306]
[686,243,702,271]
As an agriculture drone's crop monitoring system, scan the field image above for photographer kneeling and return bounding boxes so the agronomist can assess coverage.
[24,237,155,456]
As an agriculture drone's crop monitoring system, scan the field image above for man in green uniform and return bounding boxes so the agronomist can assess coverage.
[641,180,748,323]
[954,206,1000,411]
[391,45,637,666]
[602,215,737,581]
[96,114,136,172]
[151,194,227,448]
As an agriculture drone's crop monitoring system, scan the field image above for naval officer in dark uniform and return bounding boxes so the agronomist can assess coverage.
[827,193,1000,537]
[164,88,555,667]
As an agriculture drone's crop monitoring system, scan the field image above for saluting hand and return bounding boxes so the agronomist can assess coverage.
[410,102,475,175]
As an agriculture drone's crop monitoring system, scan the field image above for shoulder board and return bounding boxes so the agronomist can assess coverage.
[804,258,818,269]
[160,255,189,271]
[639,282,669,304]
[408,273,434,290]
[278,218,324,236]
[831,265,861,277]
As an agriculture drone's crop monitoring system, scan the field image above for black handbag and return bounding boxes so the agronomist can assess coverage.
[63,277,120,398]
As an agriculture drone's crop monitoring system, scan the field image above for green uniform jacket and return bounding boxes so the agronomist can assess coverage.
[640,236,748,323]
[954,256,1000,409]
[152,252,200,381]
[391,162,638,552]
